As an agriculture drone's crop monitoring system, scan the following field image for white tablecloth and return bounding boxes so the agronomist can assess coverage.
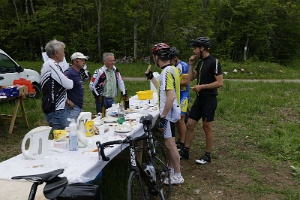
[0,94,159,184]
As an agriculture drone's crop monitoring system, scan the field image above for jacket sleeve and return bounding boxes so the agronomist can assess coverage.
[116,69,126,94]
[48,62,73,89]
[89,68,102,96]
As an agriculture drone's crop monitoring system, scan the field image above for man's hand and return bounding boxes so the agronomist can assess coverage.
[145,65,154,80]
[66,99,75,109]
[188,55,197,66]
[191,85,203,92]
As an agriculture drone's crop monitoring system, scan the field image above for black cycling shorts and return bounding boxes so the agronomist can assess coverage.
[188,95,217,122]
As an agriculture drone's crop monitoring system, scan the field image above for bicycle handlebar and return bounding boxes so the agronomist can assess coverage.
[96,134,149,161]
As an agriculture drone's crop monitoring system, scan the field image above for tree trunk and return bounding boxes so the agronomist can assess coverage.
[30,0,43,56]
[95,0,102,60]
[12,0,20,25]
[133,6,138,61]
[25,0,29,20]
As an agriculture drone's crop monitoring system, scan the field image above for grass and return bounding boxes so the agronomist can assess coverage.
[17,59,300,79]
[1,60,300,199]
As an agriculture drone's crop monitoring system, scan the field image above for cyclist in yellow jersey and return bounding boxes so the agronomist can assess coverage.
[145,43,184,185]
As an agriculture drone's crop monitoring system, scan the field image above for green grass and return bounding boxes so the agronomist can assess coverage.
[1,60,300,199]
[17,59,300,79]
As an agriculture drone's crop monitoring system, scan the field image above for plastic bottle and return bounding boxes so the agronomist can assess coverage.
[69,119,78,151]
[143,163,156,182]
[117,103,125,124]
[77,119,87,148]
[101,96,106,118]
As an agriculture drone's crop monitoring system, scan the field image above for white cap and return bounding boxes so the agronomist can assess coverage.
[70,52,89,61]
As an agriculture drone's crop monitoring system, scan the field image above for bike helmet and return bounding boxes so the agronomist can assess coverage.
[168,47,179,59]
[152,43,170,59]
[190,37,211,49]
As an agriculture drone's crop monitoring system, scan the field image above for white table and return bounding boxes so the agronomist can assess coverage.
[0,94,159,186]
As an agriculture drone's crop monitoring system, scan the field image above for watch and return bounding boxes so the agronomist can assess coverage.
[161,114,166,119]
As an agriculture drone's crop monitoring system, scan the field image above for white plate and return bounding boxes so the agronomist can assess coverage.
[115,125,132,133]
[93,119,104,126]
[103,117,118,123]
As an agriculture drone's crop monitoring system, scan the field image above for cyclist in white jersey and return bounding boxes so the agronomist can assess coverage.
[145,43,184,185]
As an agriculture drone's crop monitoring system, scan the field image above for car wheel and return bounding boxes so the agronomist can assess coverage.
[28,83,41,98]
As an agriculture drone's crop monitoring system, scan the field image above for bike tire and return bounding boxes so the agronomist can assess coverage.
[127,170,148,200]
[152,141,172,200]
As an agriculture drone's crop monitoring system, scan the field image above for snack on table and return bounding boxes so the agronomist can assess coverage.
[53,130,68,141]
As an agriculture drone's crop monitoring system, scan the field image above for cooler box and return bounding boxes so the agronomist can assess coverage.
[13,78,35,94]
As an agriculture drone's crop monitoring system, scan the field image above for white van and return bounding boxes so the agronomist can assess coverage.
[0,49,41,98]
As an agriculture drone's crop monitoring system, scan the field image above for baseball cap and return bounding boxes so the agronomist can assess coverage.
[70,52,89,61]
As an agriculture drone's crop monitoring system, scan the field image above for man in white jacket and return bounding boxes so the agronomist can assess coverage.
[41,39,73,130]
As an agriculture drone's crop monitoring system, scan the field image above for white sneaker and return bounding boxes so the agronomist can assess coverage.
[164,174,184,185]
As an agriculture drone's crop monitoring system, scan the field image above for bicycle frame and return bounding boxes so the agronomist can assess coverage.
[97,114,170,199]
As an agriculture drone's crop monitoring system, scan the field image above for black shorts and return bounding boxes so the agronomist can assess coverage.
[189,95,217,122]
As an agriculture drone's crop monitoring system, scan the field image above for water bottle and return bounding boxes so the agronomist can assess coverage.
[69,119,78,151]
[117,103,125,124]
[143,164,156,182]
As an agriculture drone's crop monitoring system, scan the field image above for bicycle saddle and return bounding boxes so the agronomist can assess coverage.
[140,114,153,124]
[11,168,64,182]
[11,169,68,199]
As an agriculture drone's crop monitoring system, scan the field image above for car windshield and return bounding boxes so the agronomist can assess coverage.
[0,53,17,74]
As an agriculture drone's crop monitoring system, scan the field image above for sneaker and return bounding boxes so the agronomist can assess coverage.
[164,174,184,185]
[195,155,211,164]
[179,149,189,160]
[176,142,184,151]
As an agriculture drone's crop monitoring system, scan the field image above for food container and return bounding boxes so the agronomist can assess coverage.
[85,120,95,137]
[136,90,153,100]
[53,130,68,141]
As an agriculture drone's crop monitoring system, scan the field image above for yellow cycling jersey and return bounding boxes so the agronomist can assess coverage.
[158,65,181,122]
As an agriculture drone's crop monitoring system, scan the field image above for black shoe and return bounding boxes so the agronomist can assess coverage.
[179,149,189,159]
[176,142,184,151]
[195,155,211,164]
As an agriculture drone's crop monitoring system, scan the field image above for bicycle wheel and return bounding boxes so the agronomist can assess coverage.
[127,170,148,200]
[152,141,172,200]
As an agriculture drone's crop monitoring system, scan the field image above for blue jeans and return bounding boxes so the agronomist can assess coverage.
[95,97,115,114]
[45,109,68,130]
[65,105,82,126]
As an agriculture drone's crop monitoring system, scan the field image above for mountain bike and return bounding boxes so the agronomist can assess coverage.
[96,114,171,200]
[11,169,68,200]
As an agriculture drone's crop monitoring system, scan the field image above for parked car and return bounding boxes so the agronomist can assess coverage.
[0,49,41,98]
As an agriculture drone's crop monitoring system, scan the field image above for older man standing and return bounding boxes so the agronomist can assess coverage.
[89,52,126,113]
[41,39,73,130]
[65,52,88,124]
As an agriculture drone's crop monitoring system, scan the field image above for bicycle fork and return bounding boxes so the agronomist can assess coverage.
[129,145,148,199]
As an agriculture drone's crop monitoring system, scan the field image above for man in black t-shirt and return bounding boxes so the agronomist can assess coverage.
[180,37,224,165]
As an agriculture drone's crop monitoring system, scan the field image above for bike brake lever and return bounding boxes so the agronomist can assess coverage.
[96,141,110,161]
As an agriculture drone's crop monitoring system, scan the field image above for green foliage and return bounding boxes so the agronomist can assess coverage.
[1,60,300,198]
[1,0,300,62]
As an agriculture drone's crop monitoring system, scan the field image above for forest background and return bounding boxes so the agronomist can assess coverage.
[1,0,300,64]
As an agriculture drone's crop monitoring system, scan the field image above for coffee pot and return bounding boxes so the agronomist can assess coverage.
[21,126,52,159]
